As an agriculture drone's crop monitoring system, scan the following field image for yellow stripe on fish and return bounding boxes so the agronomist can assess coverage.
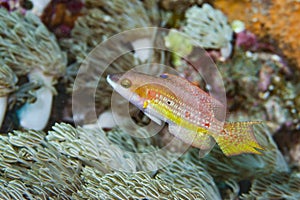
[107,72,264,156]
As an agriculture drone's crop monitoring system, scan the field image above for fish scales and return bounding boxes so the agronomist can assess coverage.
[136,84,219,134]
[107,72,264,156]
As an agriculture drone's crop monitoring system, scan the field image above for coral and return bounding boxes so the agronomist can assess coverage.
[0,0,33,12]
[0,64,18,127]
[64,0,161,63]
[256,0,300,69]
[46,123,137,172]
[41,0,83,38]
[162,4,235,71]
[62,0,161,62]
[67,35,140,123]
[214,0,300,69]
[0,64,17,97]
[164,29,194,66]
[241,172,300,200]
[164,29,193,56]
[60,1,170,123]
[1,122,292,199]
[0,126,82,199]
[156,0,205,29]
[1,1,299,199]
[215,48,300,170]
[0,8,68,130]
[0,8,66,77]
[231,19,246,33]
[78,169,211,199]
[182,4,233,58]
[85,0,160,26]
[155,159,221,200]
[61,8,133,62]
[217,50,300,132]
[0,122,220,199]
[0,117,297,199]
[235,30,258,51]
[212,0,252,23]
[159,0,203,12]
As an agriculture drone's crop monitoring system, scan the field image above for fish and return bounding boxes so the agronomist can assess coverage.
[107,71,264,156]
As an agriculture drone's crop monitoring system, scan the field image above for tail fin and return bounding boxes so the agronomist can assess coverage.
[213,121,264,156]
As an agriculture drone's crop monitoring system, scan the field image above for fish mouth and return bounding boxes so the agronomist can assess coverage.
[107,73,123,88]
[107,73,122,82]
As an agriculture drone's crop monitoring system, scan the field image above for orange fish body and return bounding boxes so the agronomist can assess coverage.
[107,71,264,156]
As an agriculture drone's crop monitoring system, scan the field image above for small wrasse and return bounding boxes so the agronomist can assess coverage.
[107,71,264,156]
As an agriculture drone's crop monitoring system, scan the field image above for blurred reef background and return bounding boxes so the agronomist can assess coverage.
[0,0,300,199]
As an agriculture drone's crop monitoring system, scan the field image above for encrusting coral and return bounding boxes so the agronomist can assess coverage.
[212,0,252,24]
[213,0,300,69]
[252,0,300,69]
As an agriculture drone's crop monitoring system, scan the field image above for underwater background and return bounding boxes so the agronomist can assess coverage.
[0,0,300,199]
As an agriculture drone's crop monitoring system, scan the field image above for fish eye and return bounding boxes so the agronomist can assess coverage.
[160,74,168,79]
[120,78,132,88]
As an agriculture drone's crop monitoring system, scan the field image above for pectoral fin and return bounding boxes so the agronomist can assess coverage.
[168,124,215,157]
[145,112,162,125]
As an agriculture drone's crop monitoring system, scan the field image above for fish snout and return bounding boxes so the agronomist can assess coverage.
[107,73,122,83]
[107,73,125,88]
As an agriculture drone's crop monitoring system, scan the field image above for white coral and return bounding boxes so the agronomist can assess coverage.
[183,4,233,58]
